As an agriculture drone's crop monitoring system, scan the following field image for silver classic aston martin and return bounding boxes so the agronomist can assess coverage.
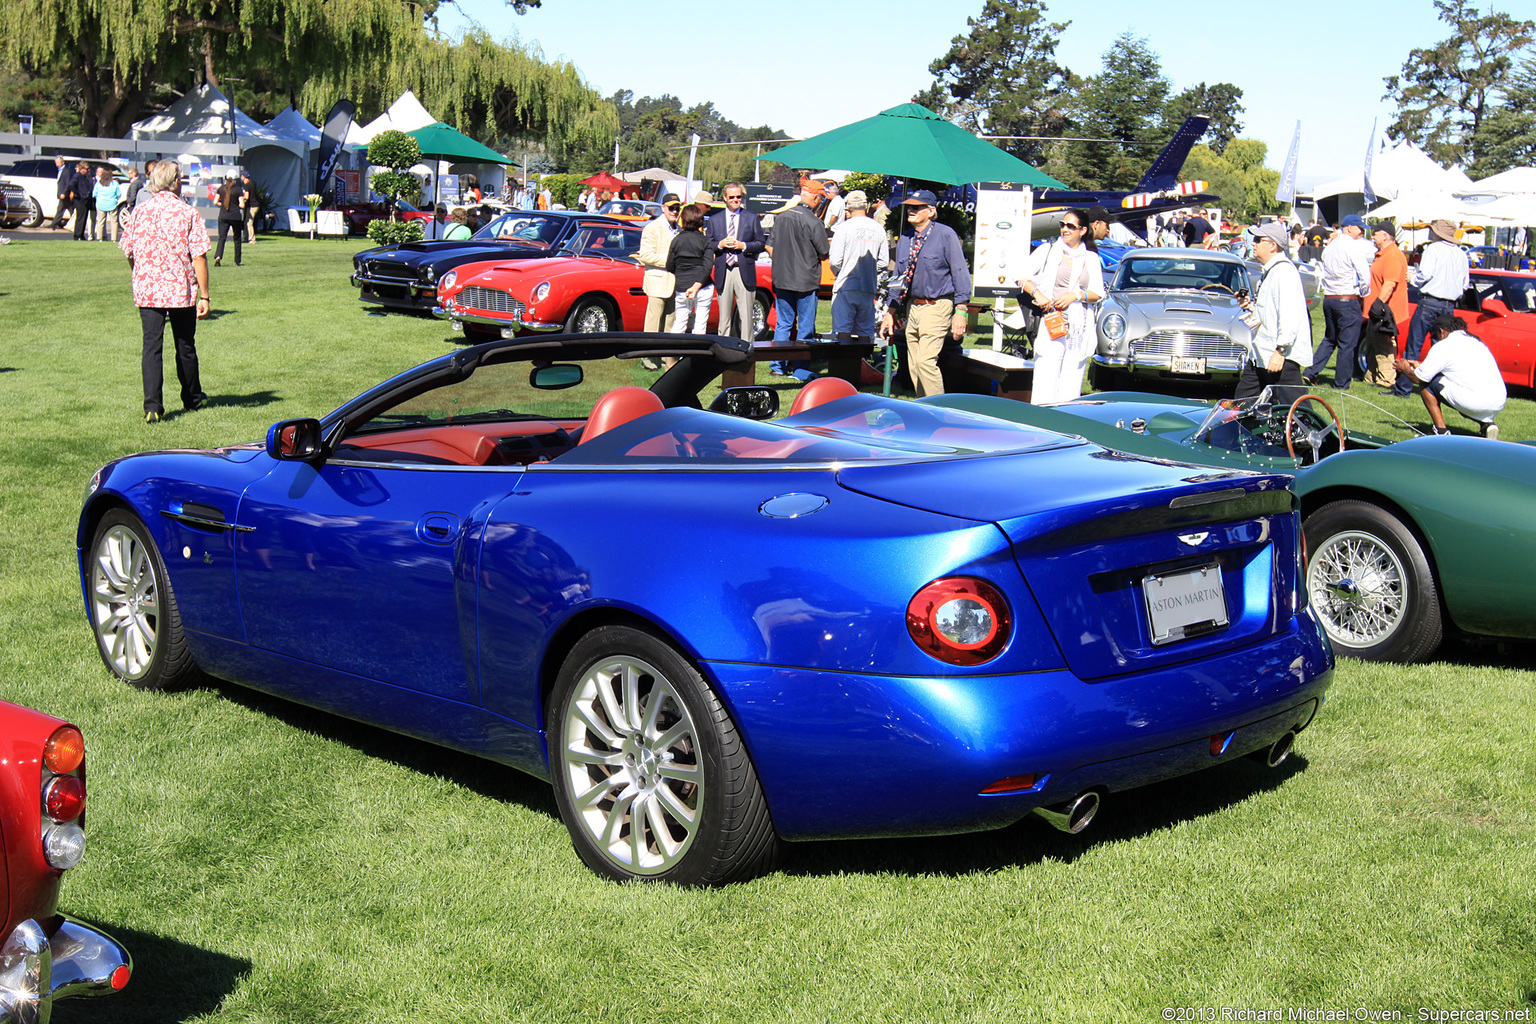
[1088,248,1321,390]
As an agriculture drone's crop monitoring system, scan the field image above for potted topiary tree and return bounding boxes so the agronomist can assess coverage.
[366,130,426,246]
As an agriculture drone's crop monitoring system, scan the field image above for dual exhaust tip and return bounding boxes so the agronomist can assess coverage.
[1029,731,1297,835]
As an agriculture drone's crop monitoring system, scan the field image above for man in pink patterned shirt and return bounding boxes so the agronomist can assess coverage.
[118,162,211,423]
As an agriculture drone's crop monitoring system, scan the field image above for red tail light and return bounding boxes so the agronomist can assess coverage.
[45,775,87,822]
[907,577,1012,665]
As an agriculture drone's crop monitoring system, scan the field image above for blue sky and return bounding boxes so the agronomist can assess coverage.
[434,0,1458,189]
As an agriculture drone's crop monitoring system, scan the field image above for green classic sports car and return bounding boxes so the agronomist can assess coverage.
[925,387,1536,664]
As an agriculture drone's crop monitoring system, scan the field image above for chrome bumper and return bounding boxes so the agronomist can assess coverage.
[431,306,564,333]
[1092,353,1244,377]
[0,916,131,1021]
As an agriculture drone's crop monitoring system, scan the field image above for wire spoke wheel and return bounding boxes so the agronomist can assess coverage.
[560,653,703,875]
[1302,500,1442,663]
[1307,529,1407,648]
[566,300,612,334]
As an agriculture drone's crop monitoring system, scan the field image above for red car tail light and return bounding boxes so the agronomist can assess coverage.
[45,775,87,822]
[44,725,84,774]
[906,576,1012,665]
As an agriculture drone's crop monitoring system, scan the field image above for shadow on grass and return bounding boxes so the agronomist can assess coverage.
[779,753,1309,880]
[205,680,559,818]
[51,918,249,1024]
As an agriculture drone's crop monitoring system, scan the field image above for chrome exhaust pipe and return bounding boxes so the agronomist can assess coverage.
[1031,791,1100,834]
[1263,731,1295,768]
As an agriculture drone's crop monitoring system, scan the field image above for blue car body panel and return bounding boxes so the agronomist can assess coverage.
[79,336,1332,843]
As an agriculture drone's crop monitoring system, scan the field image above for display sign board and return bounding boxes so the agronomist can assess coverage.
[973,182,1035,298]
[334,170,360,204]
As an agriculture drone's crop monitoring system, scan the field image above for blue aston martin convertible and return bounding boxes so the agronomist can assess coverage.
[79,334,1333,885]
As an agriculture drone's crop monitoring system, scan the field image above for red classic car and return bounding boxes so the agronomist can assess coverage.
[434,221,775,341]
[0,698,132,1019]
[1401,269,1536,387]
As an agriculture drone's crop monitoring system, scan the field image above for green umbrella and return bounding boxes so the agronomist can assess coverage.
[407,122,514,166]
[758,103,1067,188]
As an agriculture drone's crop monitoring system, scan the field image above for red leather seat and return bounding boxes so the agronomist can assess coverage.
[579,387,665,444]
[789,376,858,416]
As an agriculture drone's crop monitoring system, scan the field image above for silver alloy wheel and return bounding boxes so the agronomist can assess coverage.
[91,524,159,679]
[752,297,767,340]
[559,654,703,875]
[1306,528,1408,649]
[22,197,43,228]
[570,303,611,333]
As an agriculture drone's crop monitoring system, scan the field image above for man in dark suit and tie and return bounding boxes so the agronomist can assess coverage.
[51,155,72,230]
[704,182,766,342]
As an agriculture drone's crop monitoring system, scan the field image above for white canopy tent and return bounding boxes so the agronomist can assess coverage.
[129,85,309,210]
[1312,140,1472,204]
[346,92,507,202]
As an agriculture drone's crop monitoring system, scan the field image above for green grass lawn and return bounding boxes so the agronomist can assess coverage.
[2,236,1533,1023]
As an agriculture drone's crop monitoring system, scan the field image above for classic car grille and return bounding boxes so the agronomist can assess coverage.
[458,287,524,317]
[362,260,422,284]
[1134,330,1246,361]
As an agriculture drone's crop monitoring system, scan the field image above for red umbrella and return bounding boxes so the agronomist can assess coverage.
[579,171,629,191]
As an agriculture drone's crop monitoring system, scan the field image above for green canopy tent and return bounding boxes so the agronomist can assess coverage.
[405,122,515,229]
[757,103,1067,188]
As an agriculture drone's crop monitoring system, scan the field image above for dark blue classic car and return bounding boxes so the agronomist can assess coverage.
[351,209,627,311]
[79,335,1332,885]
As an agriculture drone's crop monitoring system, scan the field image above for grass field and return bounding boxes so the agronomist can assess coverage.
[2,234,1533,1023]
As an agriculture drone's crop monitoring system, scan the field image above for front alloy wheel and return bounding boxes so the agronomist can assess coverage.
[88,509,201,689]
[1304,500,1442,663]
[549,626,778,885]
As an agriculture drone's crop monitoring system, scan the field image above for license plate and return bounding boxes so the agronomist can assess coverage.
[1143,564,1228,645]
[1170,356,1206,375]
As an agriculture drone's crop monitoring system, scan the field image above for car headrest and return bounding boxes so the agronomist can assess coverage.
[579,386,665,444]
[789,376,858,416]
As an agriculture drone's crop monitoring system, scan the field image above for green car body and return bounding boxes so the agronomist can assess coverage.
[926,390,1536,661]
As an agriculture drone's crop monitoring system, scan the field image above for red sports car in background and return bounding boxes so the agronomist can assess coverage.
[1401,269,1536,388]
[435,220,775,341]
[0,698,132,1019]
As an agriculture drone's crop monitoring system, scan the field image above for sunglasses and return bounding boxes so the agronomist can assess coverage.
[1061,222,1083,231]
[724,195,744,201]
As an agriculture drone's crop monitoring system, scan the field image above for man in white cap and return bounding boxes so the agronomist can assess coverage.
[879,190,971,397]
[1390,218,1469,397]
[827,190,889,340]
[1236,221,1312,404]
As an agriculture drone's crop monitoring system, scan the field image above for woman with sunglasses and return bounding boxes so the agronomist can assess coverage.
[1018,210,1104,404]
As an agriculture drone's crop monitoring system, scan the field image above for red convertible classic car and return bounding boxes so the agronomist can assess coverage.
[435,221,774,341]
[0,698,132,1018]
[1401,269,1536,387]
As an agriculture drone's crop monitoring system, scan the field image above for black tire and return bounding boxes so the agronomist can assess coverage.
[1086,363,1121,392]
[1303,499,1442,663]
[564,298,616,334]
[86,509,203,690]
[547,625,779,886]
[22,197,43,229]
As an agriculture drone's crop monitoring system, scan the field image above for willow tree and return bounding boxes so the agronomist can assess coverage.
[0,0,422,137]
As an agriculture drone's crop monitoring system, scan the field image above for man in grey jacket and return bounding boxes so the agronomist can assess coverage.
[1237,221,1311,404]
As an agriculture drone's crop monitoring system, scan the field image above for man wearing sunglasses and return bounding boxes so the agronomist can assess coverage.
[639,194,682,335]
[705,183,766,342]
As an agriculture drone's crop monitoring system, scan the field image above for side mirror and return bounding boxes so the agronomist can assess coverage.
[1479,297,1509,318]
[710,387,779,420]
[266,418,324,460]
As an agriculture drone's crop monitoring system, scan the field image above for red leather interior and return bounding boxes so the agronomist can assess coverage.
[579,387,664,444]
[789,376,858,416]
[343,422,578,466]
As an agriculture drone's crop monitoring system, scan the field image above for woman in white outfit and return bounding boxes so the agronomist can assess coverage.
[1019,210,1105,404]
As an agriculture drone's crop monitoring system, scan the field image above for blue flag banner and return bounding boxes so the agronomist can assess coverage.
[1363,119,1379,205]
[1275,121,1301,205]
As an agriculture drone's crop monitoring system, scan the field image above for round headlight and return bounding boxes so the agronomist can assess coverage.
[44,823,86,869]
[440,271,457,292]
[532,281,551,304]
[1102,312,1126,342]
[424,265,437,282]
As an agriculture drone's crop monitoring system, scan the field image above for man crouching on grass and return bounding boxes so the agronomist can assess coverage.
[1393,310,1505,439]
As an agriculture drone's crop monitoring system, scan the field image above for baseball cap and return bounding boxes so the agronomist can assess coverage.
[1340,214,1367,230]
[901,189,939,207]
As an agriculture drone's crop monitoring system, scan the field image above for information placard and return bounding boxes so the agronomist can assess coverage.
[973,182,1035,298]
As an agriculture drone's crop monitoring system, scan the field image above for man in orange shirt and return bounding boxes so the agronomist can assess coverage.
[1365,224,1409,387]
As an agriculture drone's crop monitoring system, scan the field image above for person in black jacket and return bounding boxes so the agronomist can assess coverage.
[666,204,714,334]
[213,174,244,267]
[70,161,94,240]
[50,156,71,230]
